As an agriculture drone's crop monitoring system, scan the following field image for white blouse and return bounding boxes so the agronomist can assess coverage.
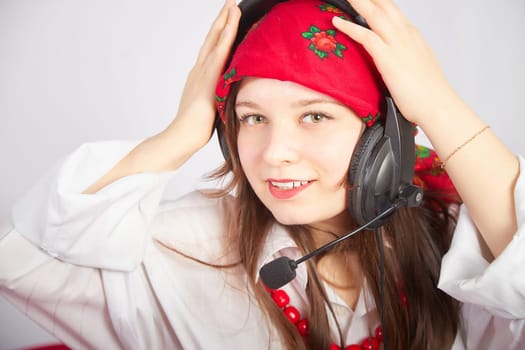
[0,141,524,349]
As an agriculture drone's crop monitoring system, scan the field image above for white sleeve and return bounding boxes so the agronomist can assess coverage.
[439,155,525,348]
[10,140,175,271]
[0,224,124,349]
[0,140,180,349]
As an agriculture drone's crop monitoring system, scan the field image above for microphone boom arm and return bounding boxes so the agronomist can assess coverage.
[295,204,396,265]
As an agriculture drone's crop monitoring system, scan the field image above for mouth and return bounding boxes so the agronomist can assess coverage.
[267,179,314,199]
[269,180,311,190]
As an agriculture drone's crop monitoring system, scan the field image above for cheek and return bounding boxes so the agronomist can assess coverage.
[237,131,259,178]
[315,134,359,181]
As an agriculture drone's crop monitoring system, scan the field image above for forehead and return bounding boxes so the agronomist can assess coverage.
[236,77,343,106]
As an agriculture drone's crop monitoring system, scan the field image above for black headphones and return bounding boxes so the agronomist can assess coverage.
[215,0,423,228]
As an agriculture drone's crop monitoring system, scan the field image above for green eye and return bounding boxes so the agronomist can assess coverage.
[240,114,266,125]
[302,113,327,123]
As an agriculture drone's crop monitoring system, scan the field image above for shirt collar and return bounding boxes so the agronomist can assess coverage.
[323,278,378,317]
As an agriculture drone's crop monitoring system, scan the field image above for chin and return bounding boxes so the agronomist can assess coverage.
[266,207,306,225]
[272,215,308,226]
[269,209,333,227]
[267,202,350,233]
[258,192,348,228]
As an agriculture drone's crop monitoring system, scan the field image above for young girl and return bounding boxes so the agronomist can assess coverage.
[1,0,524,349]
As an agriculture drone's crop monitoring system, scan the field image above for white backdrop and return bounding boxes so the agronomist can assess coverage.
[1,0,524,348]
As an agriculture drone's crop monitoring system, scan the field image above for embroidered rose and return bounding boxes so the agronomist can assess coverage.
[318,4,344,14]
[311,31,337,52]
[302,25,346,59]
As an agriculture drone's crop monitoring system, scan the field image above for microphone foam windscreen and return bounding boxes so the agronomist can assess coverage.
[259,256,297,290]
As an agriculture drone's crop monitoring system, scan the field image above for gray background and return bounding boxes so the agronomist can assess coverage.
[1,0,524,348]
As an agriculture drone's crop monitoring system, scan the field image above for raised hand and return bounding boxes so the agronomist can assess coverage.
[335,0,519,258]
[168,0,241,152]
[332,0,456,126]
[83,1,240,194]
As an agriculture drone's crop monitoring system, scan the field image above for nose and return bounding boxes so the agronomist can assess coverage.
[262,120,301,166]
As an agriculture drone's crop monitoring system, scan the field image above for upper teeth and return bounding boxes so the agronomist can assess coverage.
[271,181,309,189]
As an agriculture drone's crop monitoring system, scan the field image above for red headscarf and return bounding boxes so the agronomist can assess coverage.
[215,0,459,202]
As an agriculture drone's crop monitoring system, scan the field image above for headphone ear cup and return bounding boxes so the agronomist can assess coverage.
[348,122,395,227]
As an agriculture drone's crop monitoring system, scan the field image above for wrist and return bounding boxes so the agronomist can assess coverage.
[415,93,487,162]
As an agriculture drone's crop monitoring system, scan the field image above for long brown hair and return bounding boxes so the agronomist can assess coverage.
[208,81,460,349]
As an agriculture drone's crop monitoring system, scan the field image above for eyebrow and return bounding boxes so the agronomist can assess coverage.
[293,98,345,107]
[235,98,344,109]
[235,100,259,109]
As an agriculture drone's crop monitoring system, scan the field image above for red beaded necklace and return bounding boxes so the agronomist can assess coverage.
[268,288,384,350]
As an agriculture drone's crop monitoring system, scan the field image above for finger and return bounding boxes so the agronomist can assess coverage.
[216,4,242,59]
[332,16,385,59]
[373,0,411,30]
[370,0,406,22]
[196,0,233,65]
[196,0,236,66]
[346,0,383,27]
[344,0,398,41]
[202,5,241,85]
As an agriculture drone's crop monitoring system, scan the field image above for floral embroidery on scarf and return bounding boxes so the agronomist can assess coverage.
[216,67,238,119]
[362,112,381,127]
[215,94,227,118]
[319,3,351,21]
[415,144,431,159]
[215,94,227,104]
[318,3,344,14]
[301,25,346,59]
[415,144,444,174]
[223,67,238,86]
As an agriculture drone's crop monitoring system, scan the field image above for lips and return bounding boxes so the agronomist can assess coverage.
[267,179,313,199]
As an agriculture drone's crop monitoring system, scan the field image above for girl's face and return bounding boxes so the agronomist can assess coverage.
[236,78,365,232]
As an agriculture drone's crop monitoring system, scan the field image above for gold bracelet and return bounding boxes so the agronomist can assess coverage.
[440,125,490,170]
